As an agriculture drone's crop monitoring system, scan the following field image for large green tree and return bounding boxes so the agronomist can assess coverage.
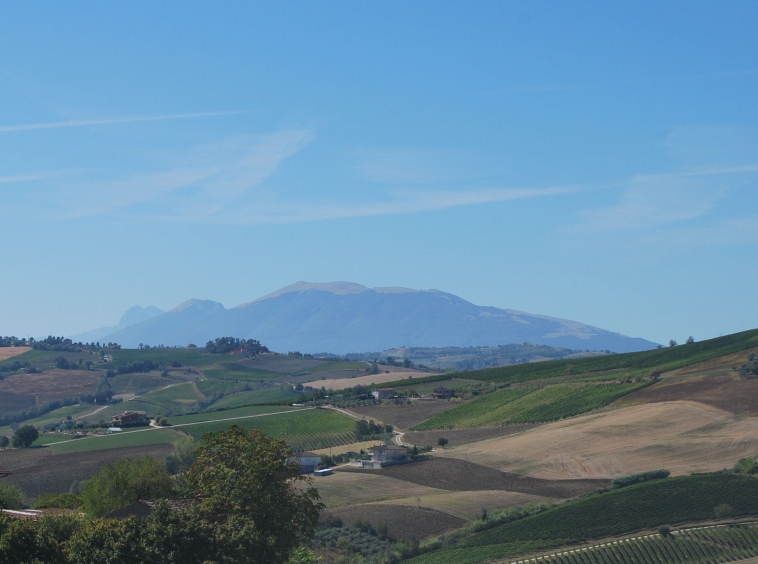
[80,456,174,517]
[184,425,324,564]
[11,425,38,448]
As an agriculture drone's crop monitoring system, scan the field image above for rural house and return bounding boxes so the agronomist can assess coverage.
[371,388,395,400]
[431,386,453,399]
[109,411,149,427]
[350,444,408,469]
[295,451,322,473]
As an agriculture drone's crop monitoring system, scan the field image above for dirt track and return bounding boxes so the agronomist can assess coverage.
[336,458,607,498]
[435,401,758,479]
[323,504,466,540]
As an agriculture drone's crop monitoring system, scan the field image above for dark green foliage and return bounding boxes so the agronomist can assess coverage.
[739,355,758,379]
[437,437,449,448]
[32,494,82,510]
[734,456,757,474]
[0,483,25,510]
[355,418,392,440]
[311,525,391,558]
[0,436,8,448]
[612,469,670,488]
[80,456,175,517]
[658,524,670,536]
[164,437,198,475]
[205,337,268,355]
[12,424,38,447]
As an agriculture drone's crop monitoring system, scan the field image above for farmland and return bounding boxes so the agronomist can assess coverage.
[433,401,758,479]
[407,473,758,563]
[413,382,648,430]
[324,505,466,542]
[0,346,31,360]
[0,369,101,403]
[516,522,758,564]
[349,401,459,430]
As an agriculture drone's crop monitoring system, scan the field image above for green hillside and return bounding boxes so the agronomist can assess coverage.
[413,382,649,429]
[408,473,758,564]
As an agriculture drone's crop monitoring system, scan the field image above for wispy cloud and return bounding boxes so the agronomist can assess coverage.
[0,170,68,183]
[0,111,251,132]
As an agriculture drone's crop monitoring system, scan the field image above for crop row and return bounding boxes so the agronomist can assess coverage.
[520,523,758,564]
[413,382,647,429]
[407,474,758,564]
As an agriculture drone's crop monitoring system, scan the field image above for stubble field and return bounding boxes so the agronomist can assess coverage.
[0,347,31,361]
[0,369,101,403]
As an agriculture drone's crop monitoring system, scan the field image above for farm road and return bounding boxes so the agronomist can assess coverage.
[52,407,315,446]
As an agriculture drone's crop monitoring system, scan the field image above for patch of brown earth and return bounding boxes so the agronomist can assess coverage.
[403,425,539,448]
[336,458,607,498]
[0,347,31,361]
[323,504,466,540]
[349,401,458,430]
[0,369,101,403]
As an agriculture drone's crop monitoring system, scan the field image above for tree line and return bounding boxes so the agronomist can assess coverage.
[205,337,269,355]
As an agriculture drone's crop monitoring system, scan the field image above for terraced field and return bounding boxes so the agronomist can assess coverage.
[413,383,648,429]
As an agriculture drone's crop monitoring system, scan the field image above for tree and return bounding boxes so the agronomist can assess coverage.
[0,483,24,509]
[12,425,38,447]
[165,437,198,475]
[0,436,8,449]
[658,524,670,537]
[184,425,324,564]
[714,503,734,519]
[80,456,175,517]
[686,336,695,344]
[669,339,677,347]
[437,437,449,449]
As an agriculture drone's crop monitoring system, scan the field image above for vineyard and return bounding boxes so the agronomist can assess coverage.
[413,382,648,429]
[180,408,356,452]
[509,523,758,564]
[407,473,758,564]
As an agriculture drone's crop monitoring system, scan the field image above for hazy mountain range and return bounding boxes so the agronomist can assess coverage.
[70,281,658,353]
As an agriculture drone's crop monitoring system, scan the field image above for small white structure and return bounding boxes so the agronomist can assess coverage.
[314,468,333,476]
[295,451,322,473]
[106,427,123,434]
[371,388,395,400]
[350,444,409,469]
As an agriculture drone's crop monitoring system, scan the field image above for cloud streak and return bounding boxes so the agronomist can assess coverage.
[0,111,251,132]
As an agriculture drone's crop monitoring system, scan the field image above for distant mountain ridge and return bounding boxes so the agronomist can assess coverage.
[70,282,658,353]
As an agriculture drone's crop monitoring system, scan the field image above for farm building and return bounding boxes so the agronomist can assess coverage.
[295,451,322,473]
[351,444,409,469]
[106,427,123,434]
[431,386,453,399]
[109,411,149,427]
[371,388,395,400]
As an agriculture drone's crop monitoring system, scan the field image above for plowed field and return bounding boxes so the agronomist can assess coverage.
[435,401,758,479]
[0,369,101,403]
[403,425,538,448]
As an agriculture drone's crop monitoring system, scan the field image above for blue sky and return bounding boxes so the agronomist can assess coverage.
[1,1,757,345]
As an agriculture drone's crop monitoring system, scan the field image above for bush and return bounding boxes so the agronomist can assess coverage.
[714,503,733,519]
[658,524,670,537]
[733,457,756,474]
[611,469,670,489]
[0,483,25,509]
[33,493,82,509]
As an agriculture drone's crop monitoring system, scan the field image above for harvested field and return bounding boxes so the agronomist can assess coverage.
[0,443,173,500]
[436,401,758,480]
[314,369,425,390]
[403,425,539,448]
[373,489,556,520]
[336,458,607,498]
[0,369,100,403]
[348,401,458,430]
[312,440,385,456]
[0,347,31,360]
[615,373,758,415]
[323,504,466,540]
[284,369,367,385]
[312,472,445,508]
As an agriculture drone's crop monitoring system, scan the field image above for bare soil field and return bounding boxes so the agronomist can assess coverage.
[348,401,458,430]
[0,369,101,403]
[282,369,367,385]
[372,489,556,520]
[436,401,758,480]
[313,367,426,390]
[0,443,173,500]
[336,458,607,498]
[322,504,466,540]
[0,347,31,361]
[0,391,37,416]
[616,373,758,415]
[312,471,445,508]
[403,425,539,448]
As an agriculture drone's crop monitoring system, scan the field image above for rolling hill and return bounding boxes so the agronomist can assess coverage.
[73,282,658,353]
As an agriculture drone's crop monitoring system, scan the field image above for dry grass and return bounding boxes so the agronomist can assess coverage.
[403,425,539,448]
[372,489,556,521]
[0,347,31,361]
[435,401,758,479]
[0,369,101,403]
[312,471,445,508]
[312,369,422,390]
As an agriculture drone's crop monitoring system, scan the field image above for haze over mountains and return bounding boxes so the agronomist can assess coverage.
[70,282,658,353]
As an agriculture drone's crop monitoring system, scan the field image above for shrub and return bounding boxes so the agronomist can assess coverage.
[714,503,734,519]
[734,456,756,474]
[658,524,670,537]
[33,493,82,509]
[611,469,670,489]
[0,483,25,509]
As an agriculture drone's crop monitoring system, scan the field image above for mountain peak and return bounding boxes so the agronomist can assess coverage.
[168,299,225,313]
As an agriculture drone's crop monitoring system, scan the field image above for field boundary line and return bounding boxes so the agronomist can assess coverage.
[49,407,315,447]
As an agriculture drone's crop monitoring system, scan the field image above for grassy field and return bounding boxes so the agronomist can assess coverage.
[109,372,178,395]
[179,408,356,451]
[49,427,185,454]
[408,473,758,564]
[526,522,758,564]
[134,382,204,413]
[413,382,648,429]
[101,348,225,369]
[208,387,294,408]
[201,366,284,382]
[0,404,100,434]
[392,379,483,395]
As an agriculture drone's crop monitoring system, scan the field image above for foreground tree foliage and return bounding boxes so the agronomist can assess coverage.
[0,426,323,563]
